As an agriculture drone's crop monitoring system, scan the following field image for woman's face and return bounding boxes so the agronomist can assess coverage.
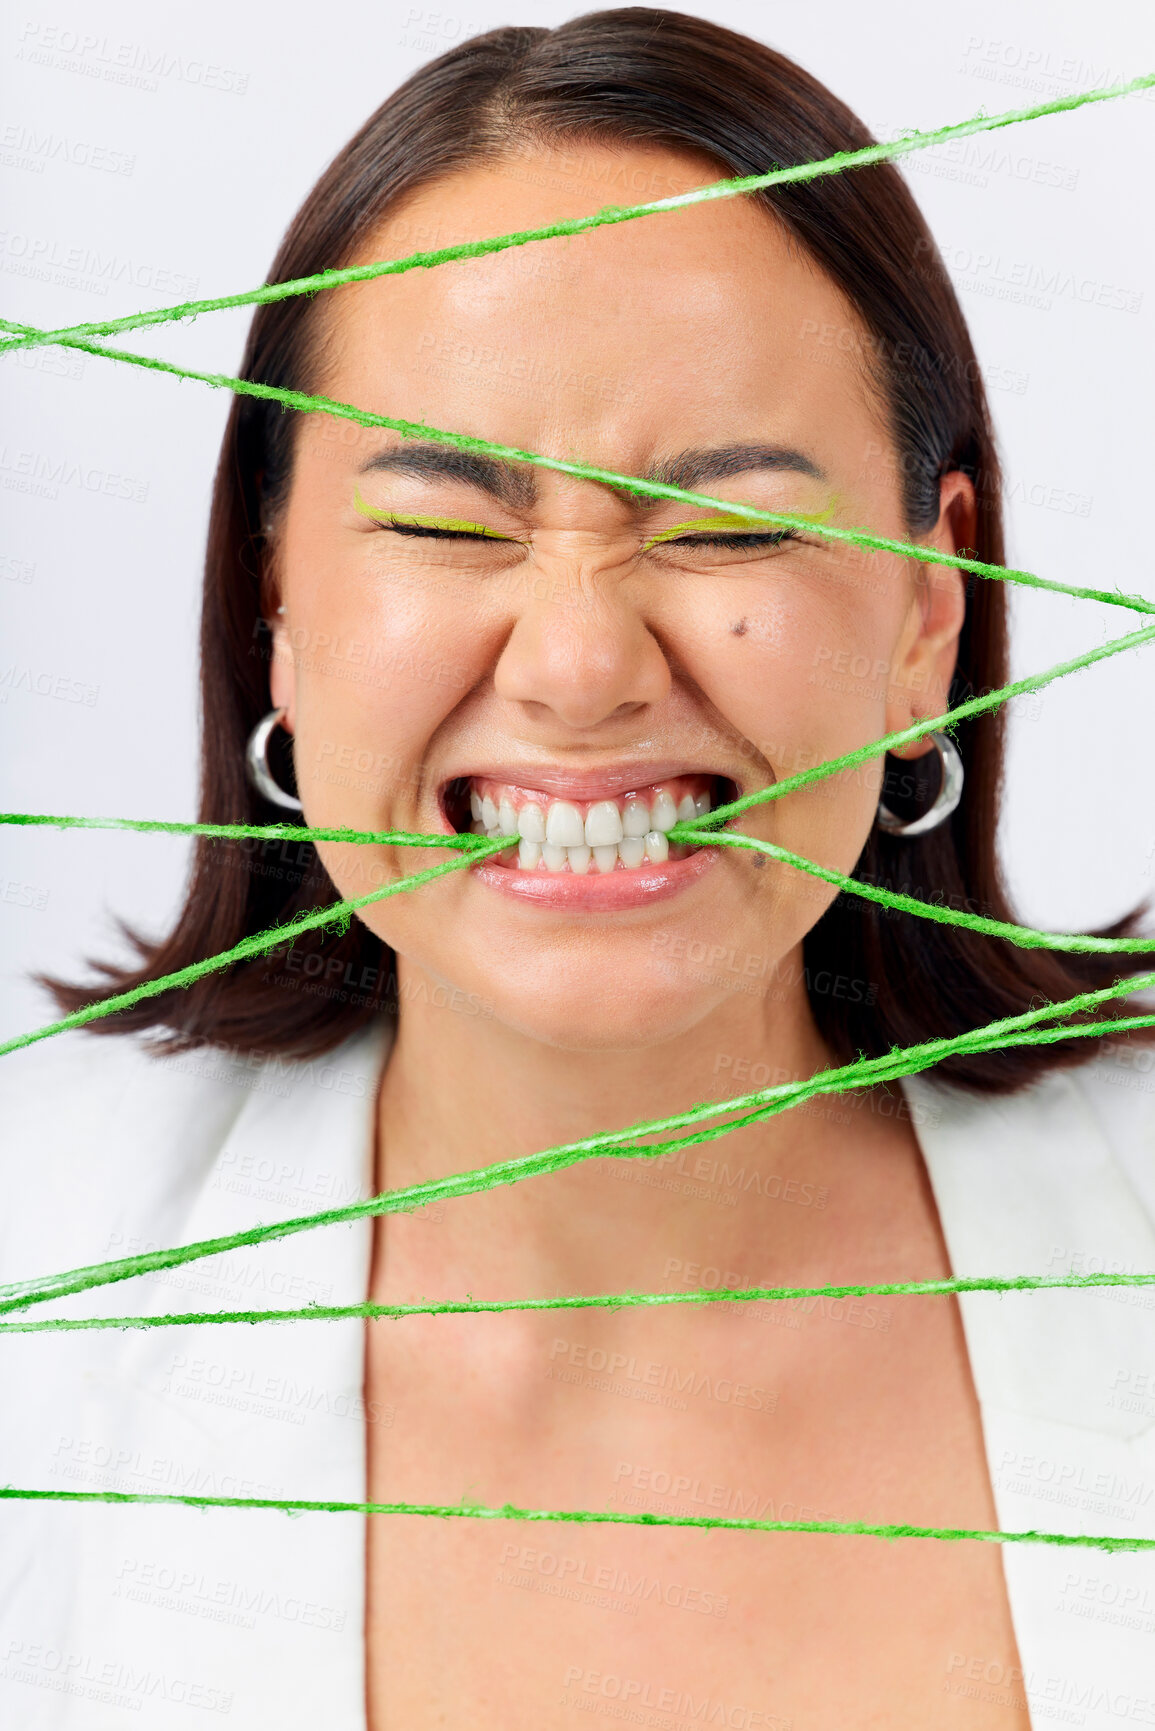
[269,143,971,1051]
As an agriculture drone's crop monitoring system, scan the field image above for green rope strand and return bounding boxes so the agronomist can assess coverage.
[0,814,482,849]
[691,830,1155,952]
[3,984,1151,1317]
[1,73,1150,358]
[0,835,508,1061]
[697,622,1155,825]
[6,807,1154,967]
[5,606,1155,856]
[0,1487,1147,1554]
[5,69,1155,1559]
[3,318,1153,619]
[2,616,1153,1068]
[5,1266,1155,1336]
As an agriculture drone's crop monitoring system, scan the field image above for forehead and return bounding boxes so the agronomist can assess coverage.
[310,144,884,477]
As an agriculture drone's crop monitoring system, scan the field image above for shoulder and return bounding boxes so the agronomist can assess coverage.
[0,1029,250,1285]
[904,1043,1155,1162]
[1064,1039,1155,1216]
[903,1044,1155,1260]
[2,1022,252,1150]
[0,1018,394,1286]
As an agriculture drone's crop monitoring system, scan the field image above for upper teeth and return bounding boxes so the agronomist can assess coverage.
[465,778,716,871]
[546,802,590,848]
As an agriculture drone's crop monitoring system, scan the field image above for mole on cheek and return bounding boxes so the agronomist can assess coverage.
[730,618,748,637]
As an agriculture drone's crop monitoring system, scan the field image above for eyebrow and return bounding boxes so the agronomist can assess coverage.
[358,446,537,508]
[645,443,828,495]
[357,440,826,510]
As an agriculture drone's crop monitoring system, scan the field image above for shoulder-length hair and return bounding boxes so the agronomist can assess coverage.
[49,6,1152,1090]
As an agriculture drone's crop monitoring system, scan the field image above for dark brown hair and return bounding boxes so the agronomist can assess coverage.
[49,7,1152,1088]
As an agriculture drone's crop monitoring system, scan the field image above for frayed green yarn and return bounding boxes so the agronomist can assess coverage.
[685,830,1155,952]
[0,1487,1147,1553]
[1,319,1152,619]
[5,1266,1155,1336]
[0,835,508,1061]
[4,607,1155,861]
[5,66,1155,1566]
[0,72,1150,358]
[2,610,1154,1068]
[695,619,1155,823]
[0,815,483,848]
[2,983,1152,1318]
[0,801,1150,1069]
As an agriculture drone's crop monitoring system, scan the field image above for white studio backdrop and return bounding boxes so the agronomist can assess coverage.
[1,0,1153,1044]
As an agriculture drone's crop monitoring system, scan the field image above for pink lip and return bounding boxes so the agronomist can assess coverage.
[441,762,737,804]
[471,843,721,910]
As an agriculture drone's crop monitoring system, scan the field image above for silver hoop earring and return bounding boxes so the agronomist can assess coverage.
[876,730,964,838]
[245,708,303,812]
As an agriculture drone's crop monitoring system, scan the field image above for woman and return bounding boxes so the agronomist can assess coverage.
[3,9,1154,1727]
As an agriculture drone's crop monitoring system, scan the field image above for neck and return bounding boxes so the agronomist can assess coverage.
[373,947,859,1294]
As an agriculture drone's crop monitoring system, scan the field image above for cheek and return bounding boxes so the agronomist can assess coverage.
[684,584,896,762]
[283,560,491,826]
[675,584,899,862]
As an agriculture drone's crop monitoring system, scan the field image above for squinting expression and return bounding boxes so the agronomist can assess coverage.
[268,143,971,1050]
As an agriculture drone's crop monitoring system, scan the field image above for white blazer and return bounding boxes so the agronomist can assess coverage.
[2,1020,1155,1729]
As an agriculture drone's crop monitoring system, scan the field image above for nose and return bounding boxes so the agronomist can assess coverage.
[492,541,671,729]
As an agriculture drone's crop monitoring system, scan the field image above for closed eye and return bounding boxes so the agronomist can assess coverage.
[640,511,810,555]
[352,487,522,543]
[382,520,514,542]
[661,530,798,550]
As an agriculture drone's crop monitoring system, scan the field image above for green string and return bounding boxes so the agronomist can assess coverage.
[6,70,1155,1563]
[0,814,483,849]
[4,985,1152,1317]
[3,611,1155,1068]
[1,816,1151,1068]
[4,317,1153,619]
[4,605,1155,861]
[0,72,1150,358]
[0,1487,1147,1553]
[694,831,1155,952]
[0,835,508,1061]
[6,1266,1155,1335]
[698,621,1155,825]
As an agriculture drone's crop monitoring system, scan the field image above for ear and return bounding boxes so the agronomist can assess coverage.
[884,470,975,761]
[267,602,297,732]
[257,520,298,730]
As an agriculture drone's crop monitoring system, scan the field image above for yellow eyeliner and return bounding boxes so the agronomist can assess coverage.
[352,486,840,550]
[639,499,840,552]
[641,513,780,550]
[353,485,521,541]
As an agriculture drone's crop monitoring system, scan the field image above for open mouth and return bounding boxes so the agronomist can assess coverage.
[442,773,739,874]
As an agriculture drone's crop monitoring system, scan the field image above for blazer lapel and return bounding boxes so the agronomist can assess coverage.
[904,1065,1155,1728]
[904,1065,1155,1438]
[68,1019,394,1729]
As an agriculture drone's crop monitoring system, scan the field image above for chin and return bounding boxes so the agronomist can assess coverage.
[479,969,734,1054]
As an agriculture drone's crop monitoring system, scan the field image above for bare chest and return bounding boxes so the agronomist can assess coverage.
[363,1288,1029,1729]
